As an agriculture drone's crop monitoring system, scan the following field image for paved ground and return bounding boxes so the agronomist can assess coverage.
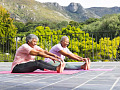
[0,62,120,90]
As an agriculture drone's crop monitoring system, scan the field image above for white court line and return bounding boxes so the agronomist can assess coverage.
[72,71,107,90]
[37,65,115,90]
[110,77,120,90]
[3,75,44,82]
[37,72,88,90]
[72,66,116,90]
[4,74,58,89]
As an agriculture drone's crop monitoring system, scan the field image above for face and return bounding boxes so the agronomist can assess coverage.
[28,38,37,48]
[61,38,69,48]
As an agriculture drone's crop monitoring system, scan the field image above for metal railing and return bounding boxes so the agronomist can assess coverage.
[0,31,120,62]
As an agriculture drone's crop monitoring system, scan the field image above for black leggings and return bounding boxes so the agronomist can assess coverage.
[12,60,57,73]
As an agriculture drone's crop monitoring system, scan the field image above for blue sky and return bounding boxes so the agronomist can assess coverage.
[35,0,120,8]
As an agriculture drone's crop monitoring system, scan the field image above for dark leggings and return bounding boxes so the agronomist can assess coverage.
[12,60,57,73]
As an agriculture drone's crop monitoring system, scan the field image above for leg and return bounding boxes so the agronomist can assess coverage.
[65,58,91,70]
[12,60,65,73]
[12,61,38,73]
[46,60,61,67]
[36,60,65,73]
[47,61,82,70]
[64,63,82,70]
[35,60,57,71]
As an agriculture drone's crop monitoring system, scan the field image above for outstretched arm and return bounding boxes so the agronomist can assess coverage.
[69,53,90,62]
[29,49,62,62]
[59,50,83,61]
[44,50,63,62]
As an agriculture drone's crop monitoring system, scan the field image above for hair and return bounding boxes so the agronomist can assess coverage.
[60,36,69,43]
[26,34,39,43]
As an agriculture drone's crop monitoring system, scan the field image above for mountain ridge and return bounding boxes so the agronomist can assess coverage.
[0,0,120,23]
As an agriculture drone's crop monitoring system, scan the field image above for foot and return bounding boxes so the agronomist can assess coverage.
[57,62,65,73]
[81,62,88,70]
[87,58,91,70]
[81,58,91,70]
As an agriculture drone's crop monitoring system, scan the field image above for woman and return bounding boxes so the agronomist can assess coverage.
[11,34,65,73]
[44,36,91,70]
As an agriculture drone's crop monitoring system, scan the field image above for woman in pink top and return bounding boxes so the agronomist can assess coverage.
[45,36,91,70]
[11,34,65,73]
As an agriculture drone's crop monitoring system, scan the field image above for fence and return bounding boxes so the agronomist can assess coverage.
[0,31,120,62]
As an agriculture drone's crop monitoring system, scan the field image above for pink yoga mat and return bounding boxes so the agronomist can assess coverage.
[0,70,80,74]
[77,69,113,71]
[88,69,113,71]
[0,69,112,74]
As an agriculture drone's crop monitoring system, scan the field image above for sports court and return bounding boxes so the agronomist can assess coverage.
[0,62,120,90]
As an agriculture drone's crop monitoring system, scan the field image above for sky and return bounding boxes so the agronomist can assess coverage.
[35,0,120,8]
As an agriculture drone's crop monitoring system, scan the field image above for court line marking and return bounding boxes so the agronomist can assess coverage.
[72,71,107,90]
[3,74,58,89]
[2,65,117,90]
[36,72,88,90]
[110,77,120,90]
[2,74,45,82]
[72,66,116,90]
[36,65,108,90]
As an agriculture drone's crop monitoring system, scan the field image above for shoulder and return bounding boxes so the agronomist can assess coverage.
[52,43,62,49]
[22,44,31,48]
[16,44,32,54]
[19,44,32,51]
[56,43,62,47]
[21,43,29,46]
[34,45,43,50]
[50,43,63,52]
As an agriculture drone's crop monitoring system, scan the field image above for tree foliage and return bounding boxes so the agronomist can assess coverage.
[1,8,120,62]
[31,25,120,61]
[82,14,120,32]
[0,6,17,52]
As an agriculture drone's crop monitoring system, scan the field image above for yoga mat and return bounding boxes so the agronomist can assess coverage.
[0,69,112,74]
[0,70,80,74]
[67,69,113,71]
[88,69,113,71]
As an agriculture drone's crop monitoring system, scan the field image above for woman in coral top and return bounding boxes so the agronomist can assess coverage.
[11,34,65,73]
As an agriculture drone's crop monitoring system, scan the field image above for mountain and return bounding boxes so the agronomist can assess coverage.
[0,0,71,23]
[0,0,120,23]
[44,2,100,22]
[86,6,120,17]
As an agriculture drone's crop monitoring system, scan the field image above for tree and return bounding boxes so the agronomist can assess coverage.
[0,6,17,52]
[84,18,99,25]
[13,21,25,33]
[82,14,120,33]
[69,21,79,27]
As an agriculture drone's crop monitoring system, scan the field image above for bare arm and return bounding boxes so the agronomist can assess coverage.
[29,49,61,62]
[73,54,83,60]
[38,49,63,62]
[58,50,83,61]
[44,50,63,61]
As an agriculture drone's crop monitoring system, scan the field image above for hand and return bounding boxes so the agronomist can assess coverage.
[54,55,64,62]
[82,58,88,62]
[78,57,83,61]
[50,56,62,63]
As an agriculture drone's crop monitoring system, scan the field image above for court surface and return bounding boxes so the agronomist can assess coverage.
[0,62,120,90]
